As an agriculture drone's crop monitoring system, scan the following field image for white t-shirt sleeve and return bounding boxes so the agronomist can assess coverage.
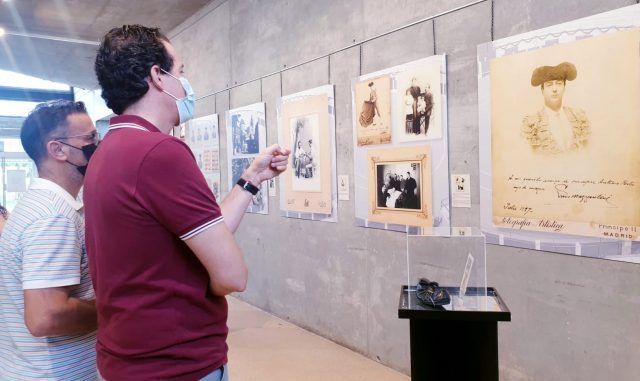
[21,216,82,290]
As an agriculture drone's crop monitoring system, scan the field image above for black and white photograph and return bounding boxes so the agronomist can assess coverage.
[376,162,421,210]
[290,114,321,192]
[231,112,261,155]
[402,78,433,135]
[226,103,267,214]
[231,157,252,185]
[231,157,267,214]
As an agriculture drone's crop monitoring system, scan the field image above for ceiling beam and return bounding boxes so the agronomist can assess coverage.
[0,86,73,102]
[4,30,99,46]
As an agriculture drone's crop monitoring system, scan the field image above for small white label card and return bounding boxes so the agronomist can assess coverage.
[338,175,349,201]
[451,174,471,208]
[459,252,475,298]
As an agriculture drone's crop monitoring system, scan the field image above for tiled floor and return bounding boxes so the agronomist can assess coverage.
[226,297,410,381]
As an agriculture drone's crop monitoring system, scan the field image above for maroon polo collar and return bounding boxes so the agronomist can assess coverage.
[109,115,162,133]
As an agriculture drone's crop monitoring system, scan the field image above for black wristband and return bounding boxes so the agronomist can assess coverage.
[236,178,259,195]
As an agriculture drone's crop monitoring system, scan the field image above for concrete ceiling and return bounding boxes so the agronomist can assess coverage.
[0,0,212,89]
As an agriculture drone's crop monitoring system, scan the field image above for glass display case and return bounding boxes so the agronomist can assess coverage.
[400,227,511,381]
[404,227,491,312]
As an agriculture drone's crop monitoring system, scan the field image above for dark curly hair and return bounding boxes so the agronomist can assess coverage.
[20,100,87,168]
[95,25,174,115]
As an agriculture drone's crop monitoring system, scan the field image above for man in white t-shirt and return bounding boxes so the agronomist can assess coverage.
[0,100,98,380]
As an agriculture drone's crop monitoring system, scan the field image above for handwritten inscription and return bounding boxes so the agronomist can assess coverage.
[505,175,633,207]
[503,202,533,215]
[501,217,565,232]
[554,184,614,205]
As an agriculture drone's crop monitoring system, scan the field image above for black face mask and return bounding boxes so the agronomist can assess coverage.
[58,141,98,176]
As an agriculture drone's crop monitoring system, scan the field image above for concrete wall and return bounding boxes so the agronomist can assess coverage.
[170,1,640,379]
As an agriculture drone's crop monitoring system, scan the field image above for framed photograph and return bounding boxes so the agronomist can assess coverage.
[367,146,432,228]
[278,85,337,219]
[226,102,268,214]
[490,29,640,239]
[375,162,421,210]
[354,75,391,146]
[231,111,261,155]
[478,5,640,260]
[185,114,221,199]
[230,157,267,214]
[291,114,321,192]
[394,61,442,141]
[230,158,251,185]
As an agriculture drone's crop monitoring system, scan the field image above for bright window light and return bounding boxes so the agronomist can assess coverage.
[0,100,39,117]
[0,69,70,91]
[2,138,25,153]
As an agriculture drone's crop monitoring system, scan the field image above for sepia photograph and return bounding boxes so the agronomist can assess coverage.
[376,162,421,210]
[231,112,261,155]
[490,28,640,238]
[394,62,442,141]
[279,90,334,215]
[521,61,590,154]
[290,114,321,192]
[354,75,391,146]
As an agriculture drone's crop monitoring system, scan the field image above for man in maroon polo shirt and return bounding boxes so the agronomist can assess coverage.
[85,25,290,381]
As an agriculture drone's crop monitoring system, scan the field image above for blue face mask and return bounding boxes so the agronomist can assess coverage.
[161,69,196,124]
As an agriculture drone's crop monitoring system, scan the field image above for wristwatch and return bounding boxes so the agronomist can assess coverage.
[236,178,259,195]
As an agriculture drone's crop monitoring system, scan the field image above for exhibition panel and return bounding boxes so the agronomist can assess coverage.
[478,5,640,261]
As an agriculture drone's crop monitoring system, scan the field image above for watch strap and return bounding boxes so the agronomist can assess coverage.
[236,177,259,195]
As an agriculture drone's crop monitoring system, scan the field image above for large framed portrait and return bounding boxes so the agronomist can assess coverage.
[478,4,640,261]
[278,85,337,220]
[367,146,432,228]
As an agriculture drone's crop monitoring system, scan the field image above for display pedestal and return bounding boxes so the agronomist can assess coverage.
[398,286,511,381]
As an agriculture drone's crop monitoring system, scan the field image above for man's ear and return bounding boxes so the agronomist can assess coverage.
[46,140,68,163]
[148,64,164,91]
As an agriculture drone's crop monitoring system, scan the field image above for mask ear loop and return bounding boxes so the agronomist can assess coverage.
[158,68,181,100]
